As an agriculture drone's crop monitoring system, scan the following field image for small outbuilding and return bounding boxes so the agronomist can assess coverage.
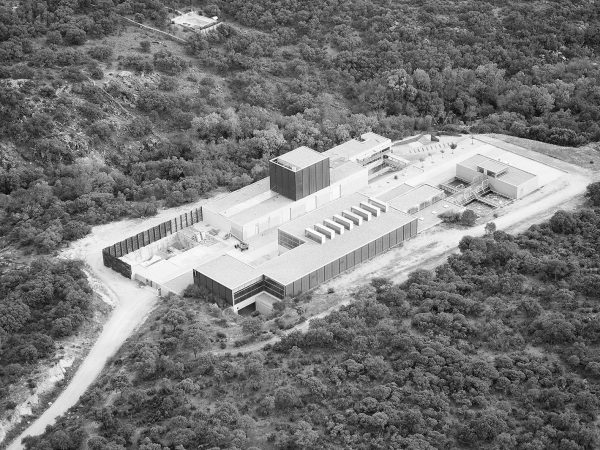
[456,154,538,199]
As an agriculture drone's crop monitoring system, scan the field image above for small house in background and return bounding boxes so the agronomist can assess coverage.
[171,11,221,34]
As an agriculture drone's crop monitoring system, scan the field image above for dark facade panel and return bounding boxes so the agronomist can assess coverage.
[354,248,362,265]
[269,162,276,190]
[102,251,131,278]
[389,230,397,247]
[368,241,376,258]
[316,160,325,191]
[405,223,412,241]
[324,263,332,281]
[295,170,303,200]
[323,159,330,188]
[411,219,418,236]
[286,169,295,200]
[309,163,317,193]
[265,277,285,299]
[339,256,347,272]
[309,271,318,289]
[276,164,284,195]
[301,275,310,292]
[284,284,293,298]
[233,278,264,303]
[331,260,339,277]
[347,251,355,269]
[317,267,325,284]
[376,237,383,254]
[382,233,390,250]
[294,280,302,296]
[301,167,309,199]
[362,244,369,261]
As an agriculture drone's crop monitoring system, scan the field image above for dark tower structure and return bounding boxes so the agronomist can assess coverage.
[269,146,331,201]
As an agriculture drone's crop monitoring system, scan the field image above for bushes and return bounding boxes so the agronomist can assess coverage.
[88,46,113,61]
[153,50,187,75]
[439,209,478,226]
[182,283,207,299]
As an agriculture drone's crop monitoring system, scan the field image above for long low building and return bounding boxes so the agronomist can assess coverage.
[194,191,418,311]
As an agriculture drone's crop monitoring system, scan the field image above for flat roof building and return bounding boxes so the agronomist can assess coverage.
[102,133,559,314]
[269,146,331,201]
[194,191,418,311]
[203,147,368,241]
[171,11,219,31]
[272,146,329,170]
[457,154,538,199]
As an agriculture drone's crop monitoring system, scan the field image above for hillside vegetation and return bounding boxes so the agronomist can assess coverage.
[20,185,600,449]
[1,0,600,446]
[0,0,599,253]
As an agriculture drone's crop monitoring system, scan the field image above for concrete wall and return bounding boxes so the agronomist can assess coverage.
[515,176,538,199]
[336,168,369,196]
[456,164,479,183]
[202,206,234,236]
[488,177,518,199]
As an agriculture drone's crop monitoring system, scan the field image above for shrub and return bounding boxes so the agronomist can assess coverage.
[88,46,113,61]
[439,210,461,223]
[182,283,206,298]
[460,209,478,226]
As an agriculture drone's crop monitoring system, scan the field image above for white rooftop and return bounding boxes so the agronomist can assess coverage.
[459,154,537,186]
[195,254,260,288]
[172,11,218,28]
[325,132,391,161]
[272,146,328,171]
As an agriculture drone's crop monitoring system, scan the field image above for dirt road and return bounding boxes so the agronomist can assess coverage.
[6,233,161,449]
[7,195,229,449]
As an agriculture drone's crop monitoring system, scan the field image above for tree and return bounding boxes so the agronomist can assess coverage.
[292,420,319,448]
[64,26,87,45]
[485,222,497,235]
[585,182,600,207]
[163,308,187,331]
[460,209,477,226]
[140,40,151,53]
[183,325,210,357]
[242,317,262,337]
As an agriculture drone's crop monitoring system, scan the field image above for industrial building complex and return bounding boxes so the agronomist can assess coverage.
[102,133,564,313]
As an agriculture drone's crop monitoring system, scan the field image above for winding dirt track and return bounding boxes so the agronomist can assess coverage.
[6,136,594,449]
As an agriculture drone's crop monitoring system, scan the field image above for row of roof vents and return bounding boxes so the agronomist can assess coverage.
[304,198,388,244]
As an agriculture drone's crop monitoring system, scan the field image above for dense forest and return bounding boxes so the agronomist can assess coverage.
[1,0,599,252]
[0,259,94,405]
[1,0,600,446]
[20,184,600,449]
